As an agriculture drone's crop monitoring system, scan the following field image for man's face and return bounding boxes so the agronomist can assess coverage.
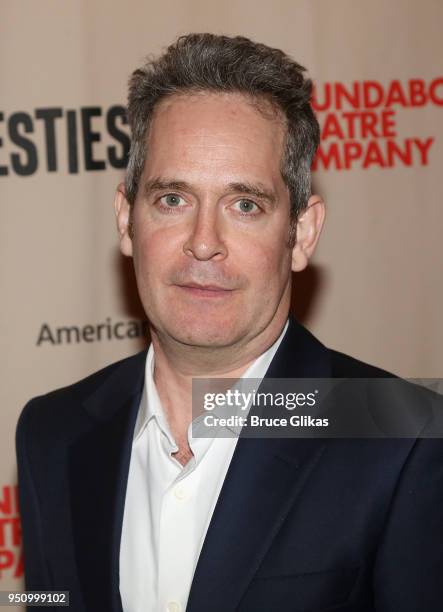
[119,92,298,349]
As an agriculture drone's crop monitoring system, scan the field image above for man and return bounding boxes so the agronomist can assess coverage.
[17,33,443,611]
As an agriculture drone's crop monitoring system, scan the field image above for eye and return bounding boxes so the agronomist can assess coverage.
[232,199,260,215]
[159,193,184,207]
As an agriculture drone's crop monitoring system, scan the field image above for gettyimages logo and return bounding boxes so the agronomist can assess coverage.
[0,485,22,580]
[312,77,442,170]
[191,378,443,439]
[36,317,149,346]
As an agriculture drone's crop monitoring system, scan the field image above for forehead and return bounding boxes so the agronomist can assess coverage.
[143,91,287,186]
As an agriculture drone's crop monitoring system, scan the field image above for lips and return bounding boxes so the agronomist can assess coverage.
[175,282,234,297]
[181,282,232,291]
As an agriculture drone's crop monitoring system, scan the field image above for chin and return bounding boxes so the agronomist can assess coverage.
[165,319,242,348]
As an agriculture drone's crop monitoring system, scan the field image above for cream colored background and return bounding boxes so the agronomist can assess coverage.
[1,0,442,601]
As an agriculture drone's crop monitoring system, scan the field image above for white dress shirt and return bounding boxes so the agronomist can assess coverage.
[119,320,288,612]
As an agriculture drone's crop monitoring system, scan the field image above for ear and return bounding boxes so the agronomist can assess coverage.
[291,195,326,272]
[114,182,133,257]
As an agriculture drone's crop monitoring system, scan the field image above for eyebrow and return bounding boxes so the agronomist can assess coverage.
[227,182,277,205]
[144,179,190,194]
[143,178,277,206]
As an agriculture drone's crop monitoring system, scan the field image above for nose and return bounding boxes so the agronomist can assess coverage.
[183,204,228,261]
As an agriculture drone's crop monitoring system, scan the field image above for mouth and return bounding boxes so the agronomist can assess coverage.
[175,283,234,298]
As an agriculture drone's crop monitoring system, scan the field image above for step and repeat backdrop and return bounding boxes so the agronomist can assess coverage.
[1,0,442,602]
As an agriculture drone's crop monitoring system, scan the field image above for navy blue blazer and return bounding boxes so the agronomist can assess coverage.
[16,317,443,611]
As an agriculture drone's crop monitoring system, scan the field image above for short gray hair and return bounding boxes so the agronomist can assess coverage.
[126,33,319,224]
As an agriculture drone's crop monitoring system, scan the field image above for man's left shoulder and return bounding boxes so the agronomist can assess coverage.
[328,348,396,379]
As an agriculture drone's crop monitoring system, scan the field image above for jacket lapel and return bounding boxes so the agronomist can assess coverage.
[68,351,146,612]
[187,316,332,612]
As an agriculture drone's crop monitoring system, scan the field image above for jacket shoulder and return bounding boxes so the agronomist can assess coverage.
[17,349,147,432]
[329,348,397,378]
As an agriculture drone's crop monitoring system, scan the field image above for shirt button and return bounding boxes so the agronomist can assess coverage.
[174,486,186,500]
[166,602,181,612]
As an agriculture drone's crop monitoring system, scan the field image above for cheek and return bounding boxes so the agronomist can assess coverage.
[132,227,178,279]
[240,239,291,287]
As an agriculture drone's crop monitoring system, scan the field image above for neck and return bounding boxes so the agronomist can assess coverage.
[152,312,288,382]
[150,313,288,452]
